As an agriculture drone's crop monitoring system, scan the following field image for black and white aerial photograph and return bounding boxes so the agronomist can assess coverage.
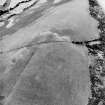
[0,0,104,105]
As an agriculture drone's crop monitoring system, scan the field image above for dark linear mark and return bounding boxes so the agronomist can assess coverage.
[9,0,33,11]
[23,0,38,11]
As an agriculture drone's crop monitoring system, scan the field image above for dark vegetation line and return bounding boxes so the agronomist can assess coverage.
[0,0,35,18]
[9,0,33,11]
[0,0,105,105]
[0,10,9,16]
[23,0,39,11]
[86,0,105,105]
[0,0,11,16]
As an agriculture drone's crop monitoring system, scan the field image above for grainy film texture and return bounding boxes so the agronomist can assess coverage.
[0,0,104,105]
